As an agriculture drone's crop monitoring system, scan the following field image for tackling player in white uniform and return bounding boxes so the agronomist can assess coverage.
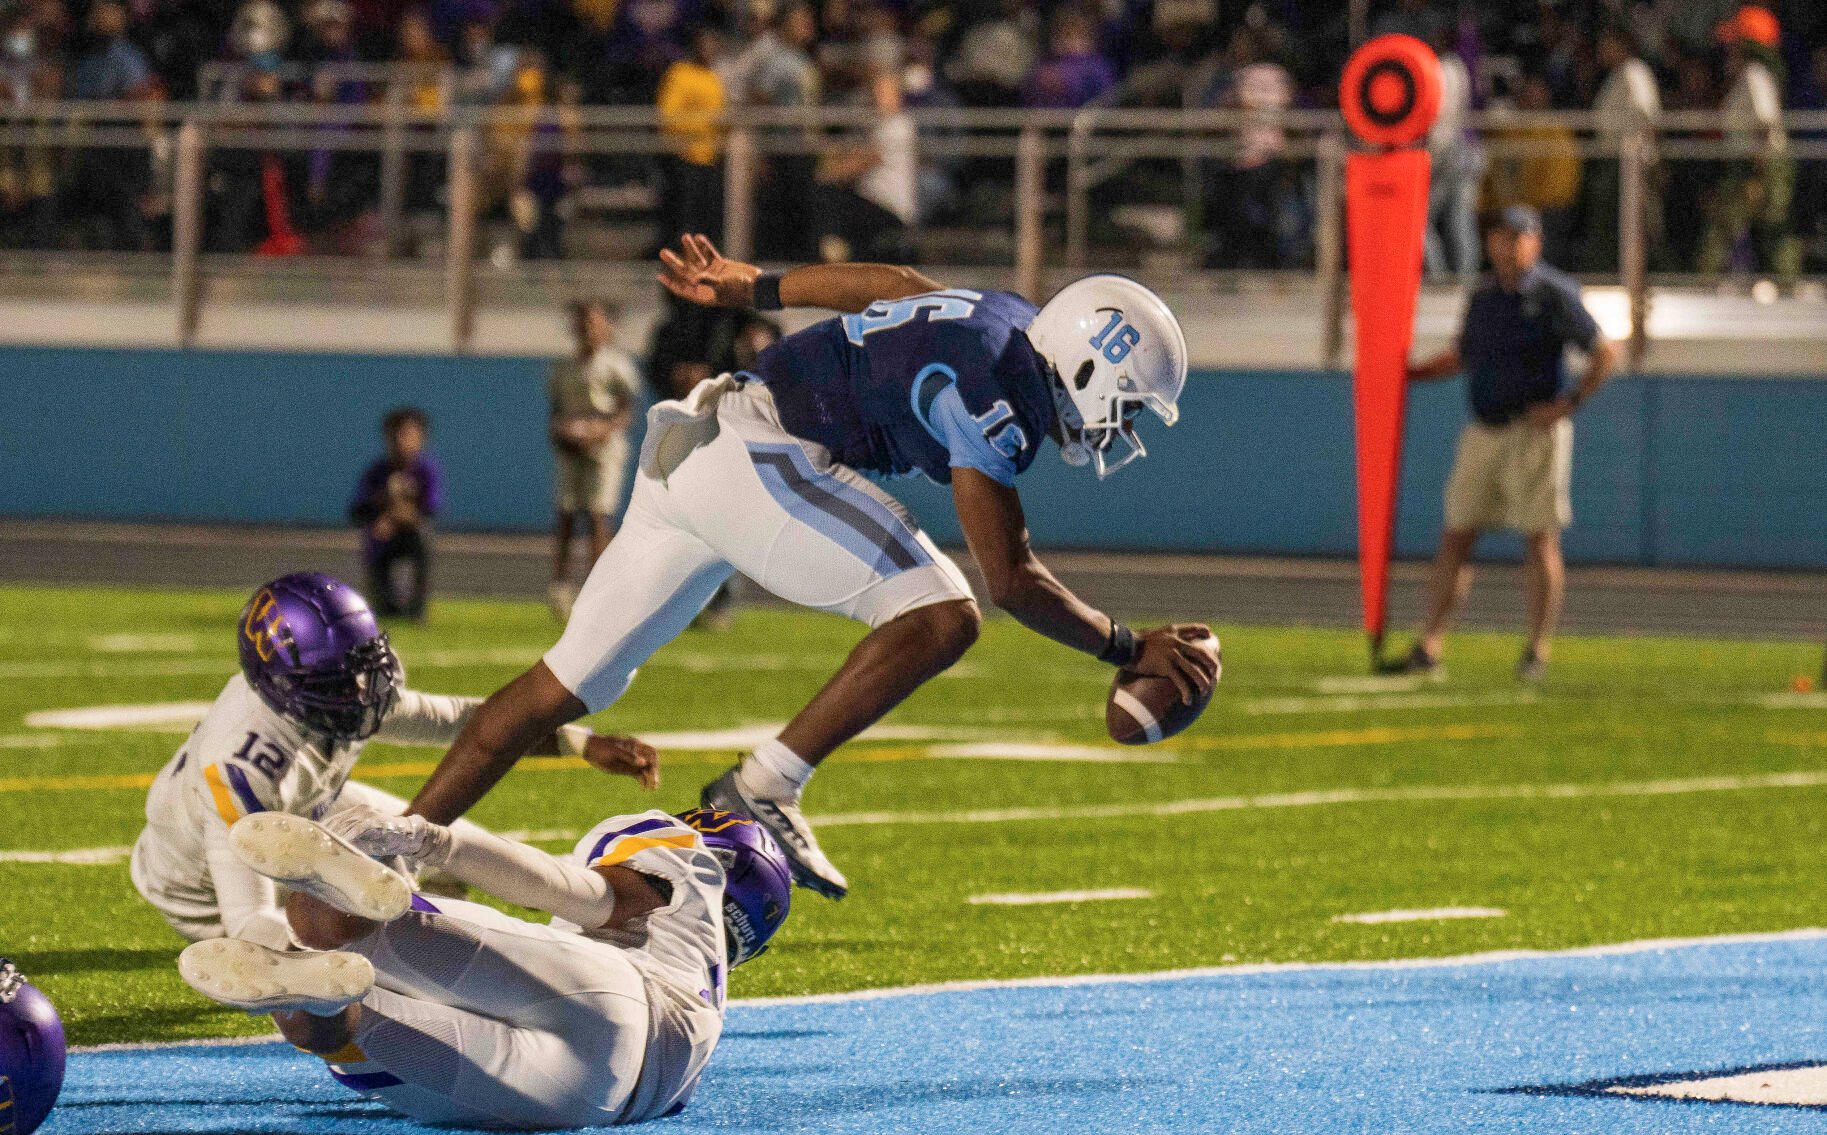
[176,803,792,1128]
[132,573,658,951]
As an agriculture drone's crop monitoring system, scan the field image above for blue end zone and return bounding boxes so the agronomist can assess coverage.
[47,934,1827,1134]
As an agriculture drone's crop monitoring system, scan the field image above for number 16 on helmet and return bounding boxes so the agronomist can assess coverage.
[1025,274,1189,478]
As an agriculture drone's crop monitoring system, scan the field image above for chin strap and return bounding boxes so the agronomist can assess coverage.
[1047,369,1096,468]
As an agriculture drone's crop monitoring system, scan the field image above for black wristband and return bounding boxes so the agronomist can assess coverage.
[753,272,785,312]
[1098,621,1141,668]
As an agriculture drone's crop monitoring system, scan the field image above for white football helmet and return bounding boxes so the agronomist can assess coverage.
[1025,274,1188,478]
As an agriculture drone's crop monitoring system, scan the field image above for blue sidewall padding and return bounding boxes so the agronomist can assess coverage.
[3,346,1822,568]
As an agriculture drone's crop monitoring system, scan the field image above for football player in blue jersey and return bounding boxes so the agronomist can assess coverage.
[403,235,1220,900]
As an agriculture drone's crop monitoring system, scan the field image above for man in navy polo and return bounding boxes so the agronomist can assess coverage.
[1392,205,1618,682]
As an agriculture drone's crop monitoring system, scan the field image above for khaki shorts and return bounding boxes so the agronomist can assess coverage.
[1443,418,1573,534]
[555,433,630,515]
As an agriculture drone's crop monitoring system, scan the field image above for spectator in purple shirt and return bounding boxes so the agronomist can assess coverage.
[1020,6,1114,110]
[349,406,442,620]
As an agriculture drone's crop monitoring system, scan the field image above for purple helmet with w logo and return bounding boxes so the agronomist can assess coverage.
[677,808,792,966]
[238,573,399,740]
[0,959,65,1135]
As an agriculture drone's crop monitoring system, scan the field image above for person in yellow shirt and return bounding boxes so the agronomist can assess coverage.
[1484,75,1581,261]
[656,22,726,248]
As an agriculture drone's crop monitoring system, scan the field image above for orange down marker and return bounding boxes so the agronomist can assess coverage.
[1340,35,1442,666]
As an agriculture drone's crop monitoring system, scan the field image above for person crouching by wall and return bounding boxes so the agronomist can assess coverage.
[350,406,441,620]
[548,299,641,620]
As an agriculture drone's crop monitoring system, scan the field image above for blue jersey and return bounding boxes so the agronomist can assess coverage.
[748,289,1056,486]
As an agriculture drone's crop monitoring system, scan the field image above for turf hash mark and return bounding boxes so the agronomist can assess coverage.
[968,889,1156,906]
[1332,907,1507,924]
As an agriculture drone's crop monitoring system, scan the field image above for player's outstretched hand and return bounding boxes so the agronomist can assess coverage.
[1130,624,1221,705]
[657,233,760,309]
[583,734,660,791]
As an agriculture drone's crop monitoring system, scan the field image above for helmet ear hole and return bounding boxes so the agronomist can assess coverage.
[1072,359,1096,391]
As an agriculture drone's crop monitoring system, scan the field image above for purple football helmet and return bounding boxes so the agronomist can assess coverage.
[238,573,399,741]
[678,808,792,966]
[0,959,65,1135]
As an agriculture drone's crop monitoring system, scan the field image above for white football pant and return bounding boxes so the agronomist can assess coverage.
[325,895,659,1128]
[545,379,973,711]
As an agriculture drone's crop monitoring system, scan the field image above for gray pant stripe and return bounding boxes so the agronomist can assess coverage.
[749,449,923,572]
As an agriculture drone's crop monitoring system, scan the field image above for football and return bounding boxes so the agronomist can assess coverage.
[1106,628,1222,745]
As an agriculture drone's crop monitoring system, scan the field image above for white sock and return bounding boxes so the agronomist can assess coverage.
[739,739,815,801]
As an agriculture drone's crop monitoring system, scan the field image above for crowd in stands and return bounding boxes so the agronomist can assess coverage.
[0,0,1823,277]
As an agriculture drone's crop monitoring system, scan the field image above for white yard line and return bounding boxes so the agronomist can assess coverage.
[924,743,1175,764]
[4,650,979,683]
[1753,692,1827,710]
[86,633,204,654]
[0,846,132,865]
[26,768,1827,868]
[1311,676,1433,694]
[0,734,63,749]
[73,928,1827,1052]
[25,701,218,731]
[12,707,1030,752]
[1243,692,1539,716]
[969,888,1154,906]
[811,769,1827,828]
[1332,907,1507,925]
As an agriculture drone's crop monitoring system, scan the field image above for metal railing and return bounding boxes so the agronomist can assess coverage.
[1,99,1823,355]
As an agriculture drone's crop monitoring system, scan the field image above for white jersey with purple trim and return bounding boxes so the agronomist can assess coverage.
[550,810,729,1116]
[131,674,478,949]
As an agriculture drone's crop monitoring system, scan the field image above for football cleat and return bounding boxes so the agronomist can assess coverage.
[1379,643,1446,682]
[229,813,413,922]
[179,939,372,1015]
[701,766,849,901]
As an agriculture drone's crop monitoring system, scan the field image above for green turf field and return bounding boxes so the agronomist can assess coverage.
[2,583,1823,1047]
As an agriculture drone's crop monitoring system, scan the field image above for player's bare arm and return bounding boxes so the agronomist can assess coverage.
[1526,335,1617,427]
[952,467,1219,704]
[1406,343,1462,382]
[658,232,940,313]
[408,663,656,826]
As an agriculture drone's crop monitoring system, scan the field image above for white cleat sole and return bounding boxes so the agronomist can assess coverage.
[230,812,412,922]
[178,938,373,1015]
